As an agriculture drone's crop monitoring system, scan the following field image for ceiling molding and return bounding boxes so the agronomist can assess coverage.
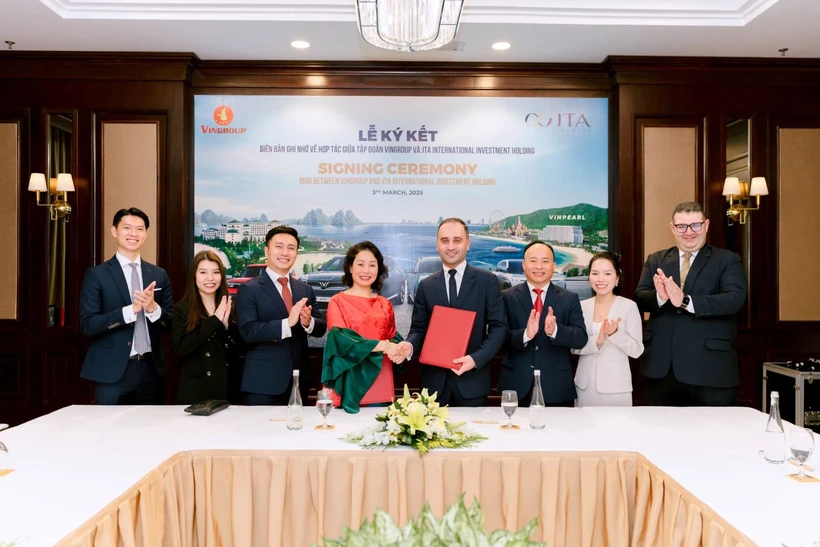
[0,51,200,80]
[39,0,781,25]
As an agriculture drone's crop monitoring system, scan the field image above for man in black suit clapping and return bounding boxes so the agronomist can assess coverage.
[634,201,747,406]
[498,241,587,406]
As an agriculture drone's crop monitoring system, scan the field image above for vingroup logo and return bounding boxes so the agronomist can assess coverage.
[213,106,234,126]
[201,105,246,134]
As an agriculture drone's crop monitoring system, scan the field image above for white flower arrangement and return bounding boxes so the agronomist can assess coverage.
[343,385,487,455]
[320,496,544,547]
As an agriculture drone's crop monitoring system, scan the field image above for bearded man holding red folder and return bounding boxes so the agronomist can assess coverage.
[396,218,507,407]
[498,241,587,407]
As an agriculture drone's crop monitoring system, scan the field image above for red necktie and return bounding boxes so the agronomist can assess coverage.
[533,288,543,314]
[278,277,293,312]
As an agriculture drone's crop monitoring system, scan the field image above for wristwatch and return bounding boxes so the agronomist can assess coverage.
[679,295,690,309]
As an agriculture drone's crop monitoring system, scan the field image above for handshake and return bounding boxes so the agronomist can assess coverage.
[384,340,413,364]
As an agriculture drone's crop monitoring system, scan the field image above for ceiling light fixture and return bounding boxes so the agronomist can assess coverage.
[492,42,511,51]
[291,40,310,49]
[356,0,464,52]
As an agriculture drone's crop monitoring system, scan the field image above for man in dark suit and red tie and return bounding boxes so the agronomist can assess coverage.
[498,241,587,406]
[236,226,326,405]
[80,207,174,405]
[397,218,507,407]
[634,201,747,406]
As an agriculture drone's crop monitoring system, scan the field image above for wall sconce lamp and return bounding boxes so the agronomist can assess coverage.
[28,173,75,222]
[722,176,768,225]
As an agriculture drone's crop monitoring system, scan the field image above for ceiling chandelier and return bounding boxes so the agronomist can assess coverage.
[355,0,465,52]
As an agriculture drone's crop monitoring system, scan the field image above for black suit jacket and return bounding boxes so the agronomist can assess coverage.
[499,282,587,403]
[79,256,174,383]
[236,272,326,396]
[634,244,747,388]
[172,301,245,405]
[406,264,507,400]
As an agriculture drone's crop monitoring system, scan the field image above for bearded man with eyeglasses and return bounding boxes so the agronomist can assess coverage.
[634,201,747,406]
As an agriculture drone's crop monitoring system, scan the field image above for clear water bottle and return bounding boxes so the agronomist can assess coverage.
[286,370,303,431]
[529,369,546,430]
[763,391,785,463]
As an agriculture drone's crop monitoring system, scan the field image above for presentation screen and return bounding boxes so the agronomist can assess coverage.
[194,95,608,343]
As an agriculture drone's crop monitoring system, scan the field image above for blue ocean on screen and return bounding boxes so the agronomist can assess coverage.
[294,223,574,269]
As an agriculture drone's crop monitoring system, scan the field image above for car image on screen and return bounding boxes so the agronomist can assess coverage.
[299,255,407,312]
[226,263,266,295]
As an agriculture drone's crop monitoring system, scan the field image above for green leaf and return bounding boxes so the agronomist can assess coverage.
[316,496,545,547]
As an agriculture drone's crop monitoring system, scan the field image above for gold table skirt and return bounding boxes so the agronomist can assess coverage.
[57,450,753,547]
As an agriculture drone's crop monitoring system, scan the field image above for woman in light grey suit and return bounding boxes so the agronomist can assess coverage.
[572,252,644,406]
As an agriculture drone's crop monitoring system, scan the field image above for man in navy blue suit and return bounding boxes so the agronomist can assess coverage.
[236,226,326,405]
[398,218,507,407]
[80,208,174,405]
[498,241,587,406]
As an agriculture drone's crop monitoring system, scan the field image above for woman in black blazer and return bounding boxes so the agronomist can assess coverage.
[173,250,244,404]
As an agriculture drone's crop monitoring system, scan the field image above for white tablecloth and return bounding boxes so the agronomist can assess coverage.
[0,405,817,546]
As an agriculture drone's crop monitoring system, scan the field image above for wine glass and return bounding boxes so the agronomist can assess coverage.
[0,423,8,468]
[788,427,815,479]
[501,390,518,429]
[316,388,334,430]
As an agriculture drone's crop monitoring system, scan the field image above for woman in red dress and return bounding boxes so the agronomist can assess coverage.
[322,241,404,412]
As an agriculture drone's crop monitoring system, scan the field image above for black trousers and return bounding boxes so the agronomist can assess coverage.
[244,391,291,406]
[519,383,574,408]
[94,356,163,405]
[645,369,737,407]
[243,370,310,406]
[437,373,487,407]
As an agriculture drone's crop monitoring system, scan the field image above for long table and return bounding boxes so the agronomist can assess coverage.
[0,405,817,546]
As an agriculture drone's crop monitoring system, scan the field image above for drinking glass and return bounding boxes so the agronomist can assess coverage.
[788,427,815,479]
[316,388,334,430]
[501,390,518,429]
[0,423,8,468]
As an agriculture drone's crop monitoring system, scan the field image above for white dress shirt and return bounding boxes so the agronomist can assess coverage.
[522,281,557,345]
[442,261,467,303]
[656,248,698,313]
[265,268,314,338]
[115,252,162,357]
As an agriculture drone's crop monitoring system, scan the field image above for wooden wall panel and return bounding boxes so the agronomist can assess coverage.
[641,125,698,257]
[102,122,160,264]
[0,53,193,425]
[777,128,820,322]
[0,122,19,320]
[0,354,28,405]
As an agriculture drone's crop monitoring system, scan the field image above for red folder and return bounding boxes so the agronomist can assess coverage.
[419,305,477,370]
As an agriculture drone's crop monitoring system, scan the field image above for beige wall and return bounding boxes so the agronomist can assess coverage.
[778,128,820,321]
[102,123,159,263]
[642,126,698,257]
[0,123,19,319]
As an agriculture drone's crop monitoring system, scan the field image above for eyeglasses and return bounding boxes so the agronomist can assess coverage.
[673,223,704,233]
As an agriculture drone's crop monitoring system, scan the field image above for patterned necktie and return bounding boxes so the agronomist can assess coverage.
[278,277,293,312]
[533,288,544,314]
[680,253,692,289]
[129,263,150,355]
[448,269,458,307]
